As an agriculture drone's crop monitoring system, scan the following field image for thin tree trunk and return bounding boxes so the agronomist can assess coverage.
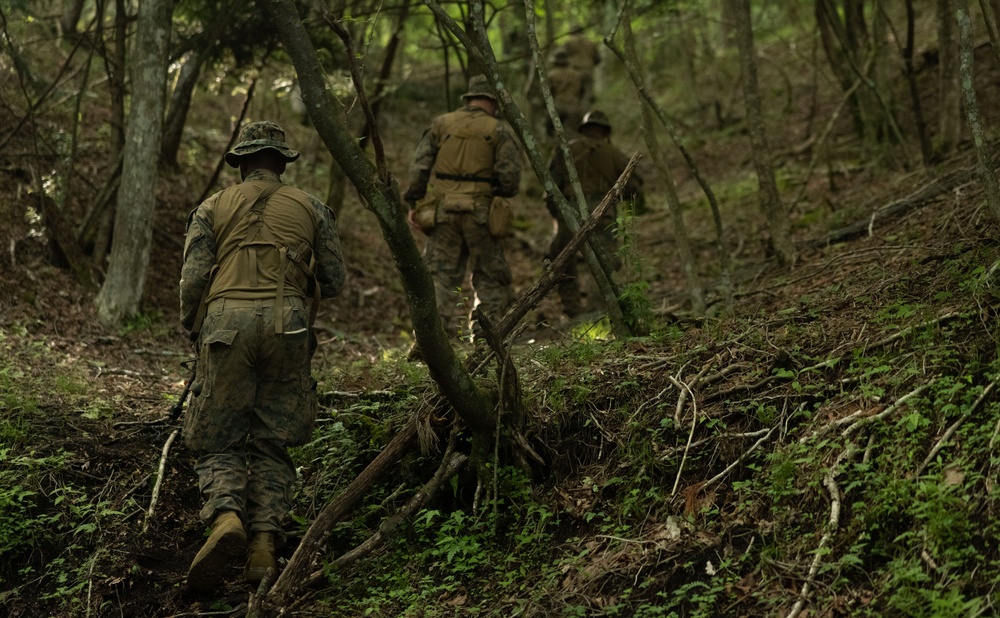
[196,71,260,204]
[420,0,631,335]
[161,1,240,168]
[59,0,85,39]
[256,2,521,612]
[734,0,795,267]
[108,0,127,162]
[533,3,632,334]
[265,0,497,438]
[619,7,705,313]
[904,0,933,164]
[957,0,1000,224]
[159,49,203,169]
[979,0,1000,67]
[605,11,733,311]
[939,0,963,154]
[95,0,172,325]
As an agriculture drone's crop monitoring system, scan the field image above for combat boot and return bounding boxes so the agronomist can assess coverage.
[244,532,277,585]
[187,511,246,592]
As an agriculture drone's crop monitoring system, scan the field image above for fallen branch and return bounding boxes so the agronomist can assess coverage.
[839,382,933,440]
[143,428,179,534]
[658,428,771,458]
[802,156,986,248]
[701,424,779,491]
[670,375,699,497]
[786,443,857,618]
[331,452,467,570]
[915,379,997,477]
[271,449,469,613]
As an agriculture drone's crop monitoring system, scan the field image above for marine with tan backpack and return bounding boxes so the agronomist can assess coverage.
[179,120,346,593]
[404,75,522,343]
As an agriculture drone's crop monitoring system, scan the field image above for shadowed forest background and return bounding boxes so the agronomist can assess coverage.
[5,0,1000,616]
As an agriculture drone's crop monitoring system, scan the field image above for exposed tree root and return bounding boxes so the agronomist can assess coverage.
[786,443,856,618]
[916,379,997,477]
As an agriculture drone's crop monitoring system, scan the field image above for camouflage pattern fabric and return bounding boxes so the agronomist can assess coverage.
[547,134,642,316]
[404,107,521,205]
[547,65,585,136]
[180,169,345,330]
[225,121,300,168]
[424,202,513,337]
[179,166,345,544]
[562,34,600,104]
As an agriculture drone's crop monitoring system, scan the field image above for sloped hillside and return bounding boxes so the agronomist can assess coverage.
[4,11,1000,618]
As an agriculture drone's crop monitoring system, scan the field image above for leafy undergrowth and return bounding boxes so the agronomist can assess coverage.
[5,24,1000,616]
[4,152,1000,618]
[307,214,1000,617]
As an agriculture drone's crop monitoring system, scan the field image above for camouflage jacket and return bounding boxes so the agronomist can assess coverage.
[404,105,522,205]
[548,66,585,114]
[563,34,600,72]
[179,169,346,331]
[549,135,643,216]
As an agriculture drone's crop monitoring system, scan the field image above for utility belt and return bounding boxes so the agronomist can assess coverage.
[434,172,493,184]
[206,296,305,312]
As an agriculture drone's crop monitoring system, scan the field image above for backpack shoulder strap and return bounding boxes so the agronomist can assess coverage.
[189,182,284,337]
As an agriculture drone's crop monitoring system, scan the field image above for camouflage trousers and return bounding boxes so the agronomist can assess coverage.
[547,213,620,317]
[424,207,513,340]
[183,297,318,545]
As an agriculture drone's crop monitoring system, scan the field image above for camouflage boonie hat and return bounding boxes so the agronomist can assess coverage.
[224,120,301,168]
[580,110,612,130]
[461,75,496,101]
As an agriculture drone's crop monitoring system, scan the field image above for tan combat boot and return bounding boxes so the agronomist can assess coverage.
[244,532,277,585]
[187,511,246,592]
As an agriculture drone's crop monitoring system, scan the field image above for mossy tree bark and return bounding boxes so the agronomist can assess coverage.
[957,0,1000,225]
[938,0,963,155]
[734,0,795,267]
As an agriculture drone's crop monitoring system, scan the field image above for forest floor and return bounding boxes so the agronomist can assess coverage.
[5,36,1000,618]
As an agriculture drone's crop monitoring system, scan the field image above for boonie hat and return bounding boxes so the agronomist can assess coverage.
[225,121,301,168]
[461,75,497,101]
[580,110,611,130]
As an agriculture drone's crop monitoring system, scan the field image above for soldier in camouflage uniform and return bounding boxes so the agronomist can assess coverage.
[179,121,345,592]
[547,50,585,138]
[404,75,522,342]
[546,110,643,318]
[562,26,600,107]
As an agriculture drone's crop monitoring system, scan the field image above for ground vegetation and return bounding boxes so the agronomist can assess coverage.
[3,1,1000,616]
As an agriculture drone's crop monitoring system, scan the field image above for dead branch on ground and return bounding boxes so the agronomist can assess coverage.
[786,443,856,618]
[143,428,179,533]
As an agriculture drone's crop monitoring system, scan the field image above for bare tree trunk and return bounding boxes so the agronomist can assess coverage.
[506,0,631,336]
[95,0,172,326]
[979,0,1000,67]
[59,0,85,39]
[605,8,733,312]
[265,0,497,434]
[938,0,963,154]
[957,0,1000,223]
[904,0,933,164]
[619,8,705,313]
[108,0,128,162]
[161,1,240,168]
[734,0,795,267]
[159,49,203,169]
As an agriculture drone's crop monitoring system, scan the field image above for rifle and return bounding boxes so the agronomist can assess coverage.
[170,359,197,421]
